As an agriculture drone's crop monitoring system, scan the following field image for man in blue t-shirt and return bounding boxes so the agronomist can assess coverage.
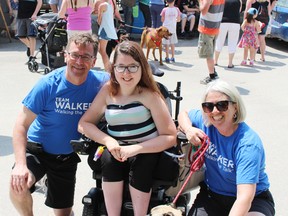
[9,33,110,216]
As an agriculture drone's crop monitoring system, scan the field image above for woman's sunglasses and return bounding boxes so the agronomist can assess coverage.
[202,100,235,113]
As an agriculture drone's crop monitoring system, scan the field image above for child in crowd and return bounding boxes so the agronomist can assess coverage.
[238,8,261,67]
[58,0,94,38]
[97,0,118,72]
[160,0,181,63]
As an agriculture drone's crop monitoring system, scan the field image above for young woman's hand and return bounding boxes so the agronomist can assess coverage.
[118,145,140,162]
[106,140,122,161]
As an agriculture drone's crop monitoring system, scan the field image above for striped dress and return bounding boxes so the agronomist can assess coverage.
[105,102,158,143]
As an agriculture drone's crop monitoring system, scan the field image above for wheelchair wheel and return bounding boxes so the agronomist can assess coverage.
[28,61,34,72]
[33,61,39,72]
[44,67,50,74]
[82,205,97,216]
[82,187,106,216]
[82,201,107,216]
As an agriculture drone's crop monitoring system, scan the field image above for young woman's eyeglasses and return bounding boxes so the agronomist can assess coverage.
[202,100,235,113]
[114,65,140,73]
[66,52,95,62]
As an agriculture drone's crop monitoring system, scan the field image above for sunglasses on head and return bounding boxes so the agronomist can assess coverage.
[202,100,235,113]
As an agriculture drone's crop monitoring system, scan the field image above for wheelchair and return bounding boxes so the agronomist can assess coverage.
[71,74,192,215]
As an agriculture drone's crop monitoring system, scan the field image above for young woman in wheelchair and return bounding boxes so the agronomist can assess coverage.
[78,41,177,216]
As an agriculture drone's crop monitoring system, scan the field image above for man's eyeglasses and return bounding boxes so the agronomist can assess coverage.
[114,65,140,73]
[202,100,235,113]
[66,52,95,62]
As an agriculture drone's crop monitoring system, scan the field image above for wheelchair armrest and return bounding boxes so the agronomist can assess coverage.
[70,139,90,155]
[177,131,188,141]
[70,135,96,155]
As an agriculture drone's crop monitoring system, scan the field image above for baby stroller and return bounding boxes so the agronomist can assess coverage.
[28,13,67,74]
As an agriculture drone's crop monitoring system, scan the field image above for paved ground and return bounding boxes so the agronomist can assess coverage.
[0,35,288,215]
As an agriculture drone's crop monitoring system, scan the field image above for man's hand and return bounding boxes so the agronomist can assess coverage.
[10,164,34,193]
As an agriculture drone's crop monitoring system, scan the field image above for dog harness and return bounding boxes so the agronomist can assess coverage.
[150,30,161,47]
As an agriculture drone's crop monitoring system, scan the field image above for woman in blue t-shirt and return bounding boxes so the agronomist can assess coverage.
[178,80,275,216]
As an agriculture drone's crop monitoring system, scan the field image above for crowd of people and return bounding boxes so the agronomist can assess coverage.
[3,0,277,76]
[6,0,279,215]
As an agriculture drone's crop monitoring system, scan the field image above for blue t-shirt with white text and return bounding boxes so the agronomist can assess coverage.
[188,109,270,196]
[23,67,109,154]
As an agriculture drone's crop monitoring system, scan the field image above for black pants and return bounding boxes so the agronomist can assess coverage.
[139,2,152,28]
[188,182,275,216]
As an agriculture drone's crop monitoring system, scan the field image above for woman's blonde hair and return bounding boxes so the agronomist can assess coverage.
[201,80,247,126]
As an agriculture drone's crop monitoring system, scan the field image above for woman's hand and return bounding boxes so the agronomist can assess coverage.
[106,140,122,161]
[118,145,140,162]
[107,142,140,162]
[185,127,206,146]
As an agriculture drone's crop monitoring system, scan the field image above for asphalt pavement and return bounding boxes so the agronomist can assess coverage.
[0,35,287,215]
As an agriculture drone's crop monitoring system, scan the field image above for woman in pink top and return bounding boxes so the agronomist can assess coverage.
[58,0,94,38]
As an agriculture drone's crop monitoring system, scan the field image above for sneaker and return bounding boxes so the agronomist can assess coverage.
[227,64,234,68]
[179,32,186,39]
[240,60,247,66]
[25,56,36,65]
[257,48,261,54]
[165,57,170,63]
[29,56,36,62]
[26,47,30,57]
[170,57,175,63]
[188,31,194,38]
[249,60,254,67]
[212,71,219,79]
[200,72,219,85]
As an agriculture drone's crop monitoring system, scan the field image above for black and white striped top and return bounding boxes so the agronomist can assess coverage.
[105,102,158,143]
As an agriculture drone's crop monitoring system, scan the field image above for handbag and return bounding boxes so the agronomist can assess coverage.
[165,138,205,197]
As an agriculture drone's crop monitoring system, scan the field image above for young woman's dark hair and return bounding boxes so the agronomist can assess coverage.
[246,13,254,23]
[110,41,162,98]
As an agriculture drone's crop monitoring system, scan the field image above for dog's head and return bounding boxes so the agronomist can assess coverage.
[117,28,130,42]
[156,26,172,40]
[150,205,182,216]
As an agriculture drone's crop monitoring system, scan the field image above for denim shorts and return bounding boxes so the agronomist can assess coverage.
[16,18,37,38]
[198,33,216,59]
[258,23,268,35]
[181,13,196,21]
[98,28,112,41]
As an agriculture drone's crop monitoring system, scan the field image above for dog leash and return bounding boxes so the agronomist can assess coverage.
[124,23,146,30]
[171,135,210,206]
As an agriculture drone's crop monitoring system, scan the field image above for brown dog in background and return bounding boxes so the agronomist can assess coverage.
[140,26,172,65]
